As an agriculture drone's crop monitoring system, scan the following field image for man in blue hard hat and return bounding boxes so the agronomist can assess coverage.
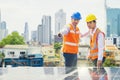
[58,12,89,77]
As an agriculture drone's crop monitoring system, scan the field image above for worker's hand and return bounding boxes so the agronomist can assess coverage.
[97,60,102,69]
[58,33,62,37]
[86,52,90,59]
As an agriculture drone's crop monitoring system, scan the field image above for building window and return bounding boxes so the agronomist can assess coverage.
[8,51,15,57]
[20,52,25,54]
[19,52,26,58]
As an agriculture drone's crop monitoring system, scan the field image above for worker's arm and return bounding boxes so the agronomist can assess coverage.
[97,33,104,68]
[58,26,70,37]
[80,30,90,38]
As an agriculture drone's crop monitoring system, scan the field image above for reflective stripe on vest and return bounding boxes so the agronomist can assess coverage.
[64,42,79,46]
[70,30,80,34]
[89,52,98,57]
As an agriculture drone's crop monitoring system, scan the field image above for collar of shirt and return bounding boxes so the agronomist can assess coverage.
[71,23,76,31]
[90,27,97,36]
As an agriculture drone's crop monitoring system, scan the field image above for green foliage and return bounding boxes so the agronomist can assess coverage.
[54,42,62,53]
[0,31,25,47]
[43,55,47,58]
[0,41,5,48]
[0,52,5,59]
[55,54,60,58]
[103,58,116,67]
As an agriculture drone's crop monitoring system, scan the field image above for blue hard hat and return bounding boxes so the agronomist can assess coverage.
[71,12,82,20]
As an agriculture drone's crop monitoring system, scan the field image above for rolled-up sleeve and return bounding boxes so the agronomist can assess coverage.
[97,33,104,61]
[60,26,70,35]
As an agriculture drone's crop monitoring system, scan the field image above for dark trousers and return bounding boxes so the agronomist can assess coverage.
[92,57,106,72]
[63,53,77,74]
[92,57,106,67]
[63,53,77,67]
[63,53,79,80]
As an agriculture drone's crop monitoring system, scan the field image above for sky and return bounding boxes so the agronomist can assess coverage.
[0,0,120,38]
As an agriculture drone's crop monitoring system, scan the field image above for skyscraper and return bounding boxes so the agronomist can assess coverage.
[0,12,8,41]
[31,30,37,42]
[106,8,120,37]
[1,21,6,29]
[107,24,110,37]
[0,29,8,41]
[37,25,43,44]
[55,9,66,35]
[42,15,51,45]
[24,22,29,43]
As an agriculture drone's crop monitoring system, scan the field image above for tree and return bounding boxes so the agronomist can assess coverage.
[0,31,25,47]
[54,42,62,53]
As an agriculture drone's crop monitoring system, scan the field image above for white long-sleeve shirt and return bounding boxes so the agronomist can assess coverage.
[90,27,104,61]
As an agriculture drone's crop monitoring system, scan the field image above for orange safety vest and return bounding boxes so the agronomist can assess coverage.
[89,28,106,60]
[62,24,80,54]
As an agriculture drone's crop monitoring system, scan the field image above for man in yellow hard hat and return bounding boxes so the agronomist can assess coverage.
[86,14,106,69]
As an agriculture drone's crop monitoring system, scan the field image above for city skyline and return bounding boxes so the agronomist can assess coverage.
[0,0,120,38]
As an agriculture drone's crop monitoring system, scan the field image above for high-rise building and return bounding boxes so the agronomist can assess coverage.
[1,21,6,29]
[51,31,54,44]
[55,9,66,35]
[107,23,110,37]
[24,22,29,43]
[42,15,51,45]
[106,8,120,37]
[31,30,37,42]
[0,29,8,41]
[0,12,8,41]
[37,25,43,44]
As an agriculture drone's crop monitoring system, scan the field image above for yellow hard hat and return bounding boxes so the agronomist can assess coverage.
[86,14,97,22]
